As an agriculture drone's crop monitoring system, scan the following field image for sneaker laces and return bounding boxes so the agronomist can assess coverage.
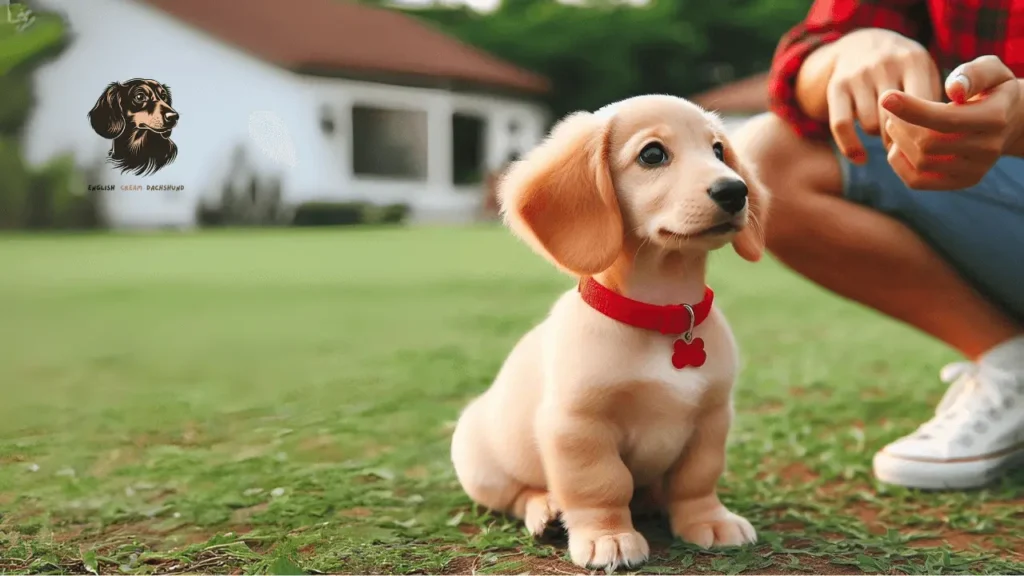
[912,361,1018,441]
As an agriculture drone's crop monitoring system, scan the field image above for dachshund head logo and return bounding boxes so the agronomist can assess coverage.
[88,78,179,176]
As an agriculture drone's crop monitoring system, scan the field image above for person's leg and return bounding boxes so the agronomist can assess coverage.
[732,113,1022,359]
[732,113,1024,489]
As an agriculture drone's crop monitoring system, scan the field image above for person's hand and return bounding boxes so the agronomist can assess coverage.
[879,55,1024,190]
[823,28,942,164]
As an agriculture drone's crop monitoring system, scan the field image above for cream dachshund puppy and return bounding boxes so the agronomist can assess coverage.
[451,94,769,571]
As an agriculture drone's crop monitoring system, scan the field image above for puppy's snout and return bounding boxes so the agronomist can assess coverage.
[707,178,747,215]
[163,109,179,127]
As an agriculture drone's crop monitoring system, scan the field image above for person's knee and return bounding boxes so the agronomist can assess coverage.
[731,113,813,192]
[730,113,791,162]
[730,113,842,250]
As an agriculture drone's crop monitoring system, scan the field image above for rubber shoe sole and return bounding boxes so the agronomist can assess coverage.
[872,446,1024,490]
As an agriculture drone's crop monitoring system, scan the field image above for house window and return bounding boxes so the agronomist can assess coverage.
[351,105,428,180]
[452,112,486,186]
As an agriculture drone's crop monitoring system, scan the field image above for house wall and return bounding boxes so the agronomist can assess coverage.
[303,76,546,223]
[23,0,548,228]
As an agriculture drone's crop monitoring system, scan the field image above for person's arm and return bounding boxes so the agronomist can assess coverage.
[768,0,930,140]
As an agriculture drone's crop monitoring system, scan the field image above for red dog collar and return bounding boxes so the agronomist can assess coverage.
[578,277,714,370]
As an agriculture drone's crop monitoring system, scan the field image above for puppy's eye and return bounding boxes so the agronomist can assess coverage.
[713,142,725,162]
[134,93,146,103]
[638,143,668,166]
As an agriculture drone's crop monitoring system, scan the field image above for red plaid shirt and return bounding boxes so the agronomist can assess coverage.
[769,0,1024,140]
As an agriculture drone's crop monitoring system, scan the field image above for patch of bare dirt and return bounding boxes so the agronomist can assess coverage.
[849,503,887,535]
[457,524,481,536]
[859,386,888,400]
[978,497,1024,516]
[907,530,1024,557]
[444,552,581,575]
[53,521,216,554]
[230,502,269,524]
[405,465,430,479]
[51,525,85,543]
[296,435,349,459]
[338,507,373,518]
[362,442,393,458]
[442,549,867,575]
[748,400,785,415]
[779,462,819,484]
[772,498,1021,558]
[129,422,205,450]
[756,555,863,575]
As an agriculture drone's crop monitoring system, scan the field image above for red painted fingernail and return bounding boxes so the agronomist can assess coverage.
[882,94,900,111]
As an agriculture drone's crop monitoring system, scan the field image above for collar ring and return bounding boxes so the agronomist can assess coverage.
[681,304,696,343]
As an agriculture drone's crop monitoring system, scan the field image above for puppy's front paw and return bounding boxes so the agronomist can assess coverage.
[523,491,559,536]
[568,529,649,571]
[671,507,756,548]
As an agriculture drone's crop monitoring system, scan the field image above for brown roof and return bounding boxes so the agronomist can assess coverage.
[138,0,550,94]
[690,72,768,114]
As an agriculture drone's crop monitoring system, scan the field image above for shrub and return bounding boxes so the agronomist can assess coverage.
[0,137,31,229]
[289,201,411,227]
[220,175,287,226]
[0,147,102,230]
[197,145,288,228]
[377,203,411,225]
[195,202,225,227]
[291,201,370,227]
[26,154,102,229]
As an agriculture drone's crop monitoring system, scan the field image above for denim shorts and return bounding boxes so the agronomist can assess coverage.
[836,125,1024,322]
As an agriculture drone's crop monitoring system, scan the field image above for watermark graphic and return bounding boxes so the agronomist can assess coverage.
[248,110,298,168]
[4,1,35,32]
[88,78,180,176]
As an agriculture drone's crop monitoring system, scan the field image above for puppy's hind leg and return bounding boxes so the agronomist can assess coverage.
[451,399,558,535]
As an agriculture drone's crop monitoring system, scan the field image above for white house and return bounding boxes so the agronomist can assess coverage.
[22,0,550,227]
[689,71,769,134]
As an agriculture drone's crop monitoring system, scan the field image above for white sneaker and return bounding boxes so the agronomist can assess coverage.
[873,361,1024,490]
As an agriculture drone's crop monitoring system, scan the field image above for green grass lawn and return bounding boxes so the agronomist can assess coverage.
[0,227,1021,575]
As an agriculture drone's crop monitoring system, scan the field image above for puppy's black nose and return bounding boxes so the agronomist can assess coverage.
[707,178,748,215]
[164,110,179,126]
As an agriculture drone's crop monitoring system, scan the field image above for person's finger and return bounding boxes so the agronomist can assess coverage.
[887,143,922,186]
[883,115,962,158]
[827,86,864,163]
[880,115,950,170]
[852,83,880,134]
[901,60,943,103]
[946,55,1016,104]
[887,144,964,190]
[875,81,901,151]
[884,116,921,165]
[890,61,938,151]
[880,88,1007,133]
[880,107,893,151]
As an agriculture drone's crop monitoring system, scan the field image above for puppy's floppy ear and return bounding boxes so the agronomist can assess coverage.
[721,135,770,262]
[89,82,125,139]
[498,112,622,275]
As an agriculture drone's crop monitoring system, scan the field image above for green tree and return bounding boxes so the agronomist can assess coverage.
[399,0,812,121]
[0,1,98,229]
